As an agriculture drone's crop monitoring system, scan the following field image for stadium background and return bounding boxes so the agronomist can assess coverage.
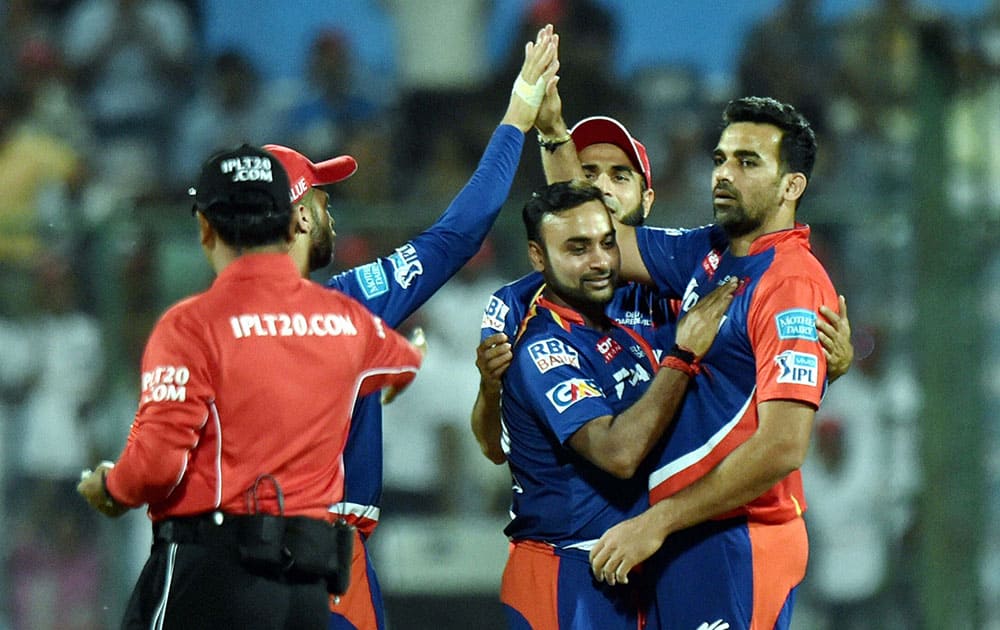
[0,0,997,628]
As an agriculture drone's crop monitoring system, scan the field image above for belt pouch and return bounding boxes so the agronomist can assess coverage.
[284,517,356,594]
[237,514,287,570]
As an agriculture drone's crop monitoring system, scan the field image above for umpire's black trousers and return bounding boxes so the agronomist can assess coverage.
[122,518,328,630]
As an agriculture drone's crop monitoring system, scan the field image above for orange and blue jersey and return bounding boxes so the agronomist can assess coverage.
[635,223,838,630]
[324,123,525,629]
[481,271,675,352]
[498,296,661,628]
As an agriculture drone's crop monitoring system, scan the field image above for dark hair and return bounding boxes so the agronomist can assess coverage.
[722,96,816,179]
[522,180,605,243]
[200,193,292,248]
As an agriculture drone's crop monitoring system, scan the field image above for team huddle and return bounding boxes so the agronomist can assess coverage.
[77,23,852,630]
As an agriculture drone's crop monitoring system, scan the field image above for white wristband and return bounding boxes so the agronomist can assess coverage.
[512,74,545,108]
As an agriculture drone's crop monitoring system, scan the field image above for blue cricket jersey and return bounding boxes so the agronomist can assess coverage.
[324,123,524,534]
[500,296,660,553]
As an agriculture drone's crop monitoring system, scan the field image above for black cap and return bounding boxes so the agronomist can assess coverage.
[190,144,292,216]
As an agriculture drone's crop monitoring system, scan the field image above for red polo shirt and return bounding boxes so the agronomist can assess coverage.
[106,253,421,521]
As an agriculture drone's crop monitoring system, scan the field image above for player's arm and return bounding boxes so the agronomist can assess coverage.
[325,26,559,327]
[534,45,579,184]
[818,294,853,382]
[471,332,511,464]
[533,52,651,285]
[590,399,814,584]
[568,279,736,478]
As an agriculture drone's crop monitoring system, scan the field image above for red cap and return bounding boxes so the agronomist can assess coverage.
[569,116,652,190]
[262,144,358,203]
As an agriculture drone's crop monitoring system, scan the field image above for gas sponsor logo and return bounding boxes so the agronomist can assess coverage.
[774,350,818,386]
[389,244,423,289]
[141,365,190,403]
[355,262,389,299]
[775,308,818,341]
[229,312,358,339]
[545,378,604,413]
[596,336,623,363]
[527,338,579,373]
[481,295,510,332]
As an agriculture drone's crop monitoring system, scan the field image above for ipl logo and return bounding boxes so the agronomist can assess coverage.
[774,350,818,386]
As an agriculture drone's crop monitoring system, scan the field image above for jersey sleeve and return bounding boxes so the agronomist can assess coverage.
[480,272,544,342]
[635,225,724,298]
[106,307,214,507]
[350,302,423,399]
[509,333,614,445]
[326,124,525,327]
[748,274,838,408]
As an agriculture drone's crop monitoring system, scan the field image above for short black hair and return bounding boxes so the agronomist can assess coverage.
[522,180,605,244]
[199,194,292,248]
[722,96,817,180]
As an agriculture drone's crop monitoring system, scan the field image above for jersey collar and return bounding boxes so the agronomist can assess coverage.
[746,223,812,256]
[535,294,587,333]
[213,252,301,286]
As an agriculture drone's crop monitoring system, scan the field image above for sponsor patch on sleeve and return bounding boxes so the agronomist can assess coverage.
[389,244,423,289]
[354,262,389,300]
[774,350,818,386]
[481,295,510,333]
[545,378,603,413]
[775,308,818,341]
[527,338,580,373]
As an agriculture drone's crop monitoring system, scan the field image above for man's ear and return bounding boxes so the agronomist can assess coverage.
[783,172,808,203]
[293,202,311,235]
[528,240,545,273]
[641,187,655,220]
[197,212,215,248]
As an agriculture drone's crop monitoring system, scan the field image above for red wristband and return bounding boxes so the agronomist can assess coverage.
[660,344,700,376]
[660,356,699,377]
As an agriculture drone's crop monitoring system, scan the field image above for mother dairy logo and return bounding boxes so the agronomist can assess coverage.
[775,309,817,341]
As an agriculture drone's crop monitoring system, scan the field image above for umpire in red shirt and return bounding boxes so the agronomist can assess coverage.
[78,144,423,629]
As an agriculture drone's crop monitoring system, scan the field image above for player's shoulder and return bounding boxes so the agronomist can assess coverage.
[638,223,724,243]
[481,272,544,336]
[495,272,545,302]
[769,236,835,287]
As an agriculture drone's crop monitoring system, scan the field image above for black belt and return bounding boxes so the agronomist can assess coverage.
[152,511,356,595]
[153,512,253,547]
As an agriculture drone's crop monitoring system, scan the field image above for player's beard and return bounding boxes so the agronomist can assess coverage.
[547,266,617,318]
[602,196,645,227]
[713,184,764,238]
[616,200,646,227]
[308,219,335,272]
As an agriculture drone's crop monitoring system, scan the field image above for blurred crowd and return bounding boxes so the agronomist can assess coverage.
[0,0,998,628]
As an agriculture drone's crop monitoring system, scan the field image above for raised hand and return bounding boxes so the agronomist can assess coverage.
[502,24,561,132]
